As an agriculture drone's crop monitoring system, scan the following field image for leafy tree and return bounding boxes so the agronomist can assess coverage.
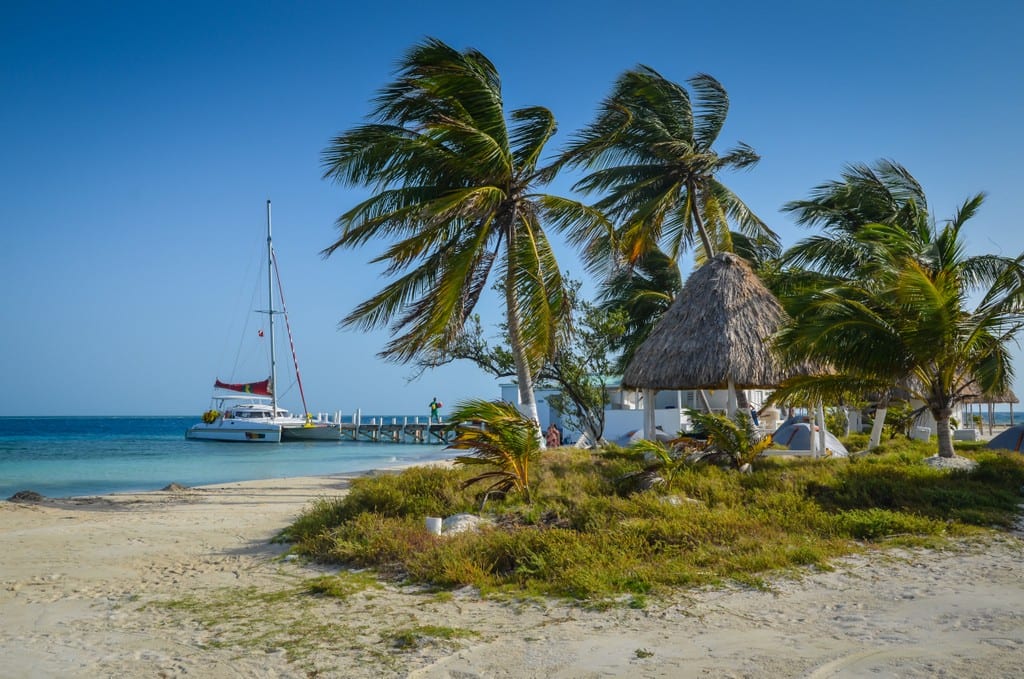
[321,38,604,427]
[543,296,626,445]
[448,399,543,503]
[775,162,1024,458]
[562,67,776,267]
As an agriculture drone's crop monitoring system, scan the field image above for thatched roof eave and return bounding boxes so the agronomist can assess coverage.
[622,252,815,391]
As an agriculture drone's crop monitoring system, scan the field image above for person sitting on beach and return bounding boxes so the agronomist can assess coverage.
[545,423,561,448]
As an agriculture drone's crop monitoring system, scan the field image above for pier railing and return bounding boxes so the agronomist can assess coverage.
[307,410,452,444]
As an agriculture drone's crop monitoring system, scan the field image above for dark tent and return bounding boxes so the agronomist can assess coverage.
[987,425,1024,452]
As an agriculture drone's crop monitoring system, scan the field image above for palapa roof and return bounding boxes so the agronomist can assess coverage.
[963,389,1018,405]
[623,252,808,390]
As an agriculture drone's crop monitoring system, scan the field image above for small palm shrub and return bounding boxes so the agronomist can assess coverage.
[448,399,543,503]
[686,409,773,469]
[618,438,697,493]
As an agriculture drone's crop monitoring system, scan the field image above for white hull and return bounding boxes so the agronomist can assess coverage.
[186,420,282,443]
[281,422,343,441]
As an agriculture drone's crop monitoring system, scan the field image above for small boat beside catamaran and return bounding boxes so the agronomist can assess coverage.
[186,201,343,443]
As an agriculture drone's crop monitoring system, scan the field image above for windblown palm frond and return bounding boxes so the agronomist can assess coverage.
[321,38,591,425]
[777,162,1024,457]
[596,246,682,372]
[448,399,543,501]
[563,67,774,266]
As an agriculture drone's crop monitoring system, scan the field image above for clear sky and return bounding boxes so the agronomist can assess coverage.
[2,1,1022,417]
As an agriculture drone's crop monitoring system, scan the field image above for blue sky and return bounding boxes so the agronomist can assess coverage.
[2,1,1022,416]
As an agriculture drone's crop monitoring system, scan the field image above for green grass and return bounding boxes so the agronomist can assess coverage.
[303,570,384,598]
[152,583,347,661]
[387,624,479,650]
[285,441,1024,603]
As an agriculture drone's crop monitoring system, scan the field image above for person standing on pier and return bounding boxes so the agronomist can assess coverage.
[429,397,443,423]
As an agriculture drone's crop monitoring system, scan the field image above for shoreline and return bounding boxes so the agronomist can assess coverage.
[2,467,1023,677]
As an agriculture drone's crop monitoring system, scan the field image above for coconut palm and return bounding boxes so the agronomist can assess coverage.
[596,246,682,372]
[321,39,603,426]
[781,159,930,278]
[775,177,1024,458]
[448,399,543,503]
[778,160,935,445]
[562,67,776,268]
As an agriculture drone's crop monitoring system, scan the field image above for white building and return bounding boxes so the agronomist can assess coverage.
[499,380,775,446]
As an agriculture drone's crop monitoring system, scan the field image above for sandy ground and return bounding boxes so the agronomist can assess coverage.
[2,472,1023,678]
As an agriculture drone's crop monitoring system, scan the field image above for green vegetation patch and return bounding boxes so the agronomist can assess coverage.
[152,583,353,663]
[304,570,384,598]
[286,444,1024,603]
[387,624,479,650]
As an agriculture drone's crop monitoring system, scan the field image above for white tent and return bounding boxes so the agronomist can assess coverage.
[772,417,849,457]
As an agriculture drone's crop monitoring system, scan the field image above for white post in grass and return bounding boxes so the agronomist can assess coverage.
[726,377,738,418]
[643,389,656,441]
[816,401,827,457]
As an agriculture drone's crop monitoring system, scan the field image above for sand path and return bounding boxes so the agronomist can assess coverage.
[2,475,1022,678]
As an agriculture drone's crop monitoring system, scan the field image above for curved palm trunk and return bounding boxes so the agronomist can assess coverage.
[689,184,716,259]
[503,228,544,448]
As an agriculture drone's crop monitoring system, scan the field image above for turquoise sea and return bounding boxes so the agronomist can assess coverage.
[0,416,458,500]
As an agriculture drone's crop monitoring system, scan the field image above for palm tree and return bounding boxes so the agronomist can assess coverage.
[776,167,1024,458]
[321,39,603,427]
[596,246,681,372]
[448,399,543,503]
[778,160,935,446]
[781,159,930,278]
[562,67,776,268]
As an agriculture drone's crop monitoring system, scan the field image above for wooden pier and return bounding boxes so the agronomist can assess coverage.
[313,410,452,444]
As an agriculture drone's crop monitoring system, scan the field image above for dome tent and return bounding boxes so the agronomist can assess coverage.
[772,416,848,457]
[987,425,1024,452]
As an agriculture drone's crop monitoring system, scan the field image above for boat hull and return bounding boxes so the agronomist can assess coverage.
[281,423,343,441]
[185,422,282,442]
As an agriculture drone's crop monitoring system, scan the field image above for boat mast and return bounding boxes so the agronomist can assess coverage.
[266,199,279,416]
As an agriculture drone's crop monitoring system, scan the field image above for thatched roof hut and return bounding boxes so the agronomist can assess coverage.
[964,388,1018,432]
[963,389,1018,405]
[623,252,804,390]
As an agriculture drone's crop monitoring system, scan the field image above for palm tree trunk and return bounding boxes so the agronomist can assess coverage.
[868,407,887,450]
[689,183,716,259]
[935,407,955,458]
[503,231,543,446]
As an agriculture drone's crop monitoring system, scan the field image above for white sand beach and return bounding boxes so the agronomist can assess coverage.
[2,471,1023,678]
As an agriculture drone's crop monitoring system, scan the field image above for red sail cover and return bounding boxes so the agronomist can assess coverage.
[214,378,273,396]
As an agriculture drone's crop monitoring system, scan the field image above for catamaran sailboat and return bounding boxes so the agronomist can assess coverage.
[186,201,342,442]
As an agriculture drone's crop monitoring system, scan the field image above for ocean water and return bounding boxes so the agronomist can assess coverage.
[966,410,1019,423]
[0,416,458,500]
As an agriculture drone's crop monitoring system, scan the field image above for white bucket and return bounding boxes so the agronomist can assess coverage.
[425,517,443,535]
